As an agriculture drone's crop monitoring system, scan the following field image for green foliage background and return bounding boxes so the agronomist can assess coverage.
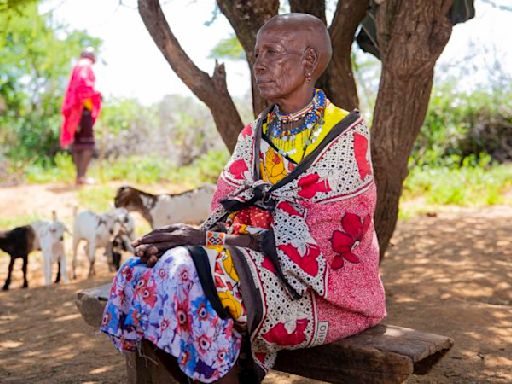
[0,1,101,164]
[1,1,511,211]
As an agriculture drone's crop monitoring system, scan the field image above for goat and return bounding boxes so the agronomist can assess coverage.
[114,184,215,229]
[1,214,68,290]
[71,207,135,279]
[105,232,133,271]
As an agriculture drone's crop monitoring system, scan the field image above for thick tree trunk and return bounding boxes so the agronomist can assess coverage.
[371,0,454,257]
[138,0,243,152]
[138,0,458,260]
[216,0,279,116]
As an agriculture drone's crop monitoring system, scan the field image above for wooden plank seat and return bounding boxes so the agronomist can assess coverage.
[76,283,453,384]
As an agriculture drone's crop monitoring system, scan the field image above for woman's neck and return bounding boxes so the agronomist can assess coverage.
[276,88,315,114]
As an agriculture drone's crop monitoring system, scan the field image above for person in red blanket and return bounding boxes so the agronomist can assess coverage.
[60,48,102,186]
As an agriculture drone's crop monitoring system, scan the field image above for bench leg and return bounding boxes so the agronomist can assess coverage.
[124,341,184,384]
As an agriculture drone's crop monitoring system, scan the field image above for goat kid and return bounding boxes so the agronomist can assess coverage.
[72,207,135,279]
[114,184,215,229]
[1,217,68,290]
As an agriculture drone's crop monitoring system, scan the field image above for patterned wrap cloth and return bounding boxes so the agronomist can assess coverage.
[60,58,101,148]
[101,90,386,382]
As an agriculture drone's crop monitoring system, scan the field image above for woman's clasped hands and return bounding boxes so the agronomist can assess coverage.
[132,224,205,267]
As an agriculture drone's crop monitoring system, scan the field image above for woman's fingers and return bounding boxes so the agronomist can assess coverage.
[135,242,177,266]
[135,244,158,257]
[139,233,180,244]
[132,225,191,247]
[147,255,159,268]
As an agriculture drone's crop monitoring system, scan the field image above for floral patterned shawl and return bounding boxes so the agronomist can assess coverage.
[201,104,386,373]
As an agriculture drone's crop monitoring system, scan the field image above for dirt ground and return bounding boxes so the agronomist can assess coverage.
[0,183,511,384]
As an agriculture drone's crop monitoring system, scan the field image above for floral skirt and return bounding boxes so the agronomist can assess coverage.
[100,246,241,383]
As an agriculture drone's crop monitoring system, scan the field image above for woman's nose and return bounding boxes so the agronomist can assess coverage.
[253,55,266,72]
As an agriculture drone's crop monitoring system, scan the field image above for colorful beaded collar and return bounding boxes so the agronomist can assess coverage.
[268,89,326,140]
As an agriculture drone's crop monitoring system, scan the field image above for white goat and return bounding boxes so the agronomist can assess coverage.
[33,217,69,287]
[114,184,215,229]
[71,207,135,279]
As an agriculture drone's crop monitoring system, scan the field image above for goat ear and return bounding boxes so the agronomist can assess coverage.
[52,210,58,222]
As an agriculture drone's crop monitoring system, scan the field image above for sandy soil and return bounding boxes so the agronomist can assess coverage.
[0,183,511,383]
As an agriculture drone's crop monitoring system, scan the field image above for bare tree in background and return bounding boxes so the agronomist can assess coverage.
[137,0,473,258]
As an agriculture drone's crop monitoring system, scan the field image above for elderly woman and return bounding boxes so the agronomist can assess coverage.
[101,13,386,383]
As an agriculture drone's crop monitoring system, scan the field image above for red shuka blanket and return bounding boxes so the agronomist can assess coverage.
[60,58,101,148]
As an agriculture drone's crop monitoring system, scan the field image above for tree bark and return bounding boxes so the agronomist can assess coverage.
[216,0,279,116]
[371,0,454,257]
[138,0,243,152]
[327,0,369,111]
[138,0,459,260]
[289,0,327,24]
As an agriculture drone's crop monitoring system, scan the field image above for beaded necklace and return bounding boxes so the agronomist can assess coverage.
[267,89,327,160]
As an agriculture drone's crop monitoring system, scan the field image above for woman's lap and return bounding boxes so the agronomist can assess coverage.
[100,246,241,383]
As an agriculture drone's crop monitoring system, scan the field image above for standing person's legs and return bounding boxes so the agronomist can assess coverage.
[71,148,82,180]
[77,147,94,180]
[72,108,95,185]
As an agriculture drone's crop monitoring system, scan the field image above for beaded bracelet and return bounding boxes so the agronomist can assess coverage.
[206,231,226,247]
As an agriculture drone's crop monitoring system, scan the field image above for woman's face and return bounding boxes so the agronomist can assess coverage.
[253,28,310,105]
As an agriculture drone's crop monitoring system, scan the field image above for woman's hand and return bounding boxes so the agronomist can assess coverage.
[133,224,205,267]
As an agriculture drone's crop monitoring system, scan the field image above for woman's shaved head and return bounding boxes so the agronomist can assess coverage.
[258,13,332,79]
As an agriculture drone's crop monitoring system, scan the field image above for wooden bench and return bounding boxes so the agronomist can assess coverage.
[76,283,453,384]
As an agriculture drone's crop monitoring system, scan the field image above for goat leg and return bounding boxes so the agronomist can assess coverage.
[2,257,15,291]
[113,251,121,271]
[71,238,79,280]
[87,241,96,278]
[22,255,28,288]
[59,253,68,283]
[54,261,61,283]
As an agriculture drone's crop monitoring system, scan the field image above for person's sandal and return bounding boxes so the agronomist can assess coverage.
[76,177,95,186]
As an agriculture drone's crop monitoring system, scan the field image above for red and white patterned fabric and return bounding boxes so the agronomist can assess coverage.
[202,106,386,371]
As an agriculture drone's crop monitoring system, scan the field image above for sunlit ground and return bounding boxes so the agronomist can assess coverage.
[0,183,511,383]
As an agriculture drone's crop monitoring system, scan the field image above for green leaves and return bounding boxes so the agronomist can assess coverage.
[208,34,244,61]
[1,1,101,164]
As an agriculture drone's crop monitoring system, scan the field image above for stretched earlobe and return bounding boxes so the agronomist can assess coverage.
[304,47,319,82]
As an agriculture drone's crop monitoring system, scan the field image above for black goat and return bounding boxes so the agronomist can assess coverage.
[0,225,36,290]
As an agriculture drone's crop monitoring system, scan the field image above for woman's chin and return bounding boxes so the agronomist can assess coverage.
[257,88,279,102]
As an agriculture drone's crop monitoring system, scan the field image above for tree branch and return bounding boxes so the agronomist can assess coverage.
[289,0,327,24]
[326,0,369,110]
[137,0,243,152]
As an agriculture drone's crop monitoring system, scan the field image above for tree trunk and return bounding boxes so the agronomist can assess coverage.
[138,0,243,152]
[289,0,327,24]
[216,0,279,116]
[138,0,458,259]
[371,0,454,257]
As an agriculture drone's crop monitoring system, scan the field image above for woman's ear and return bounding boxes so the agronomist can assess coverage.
[303,47,319,80]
